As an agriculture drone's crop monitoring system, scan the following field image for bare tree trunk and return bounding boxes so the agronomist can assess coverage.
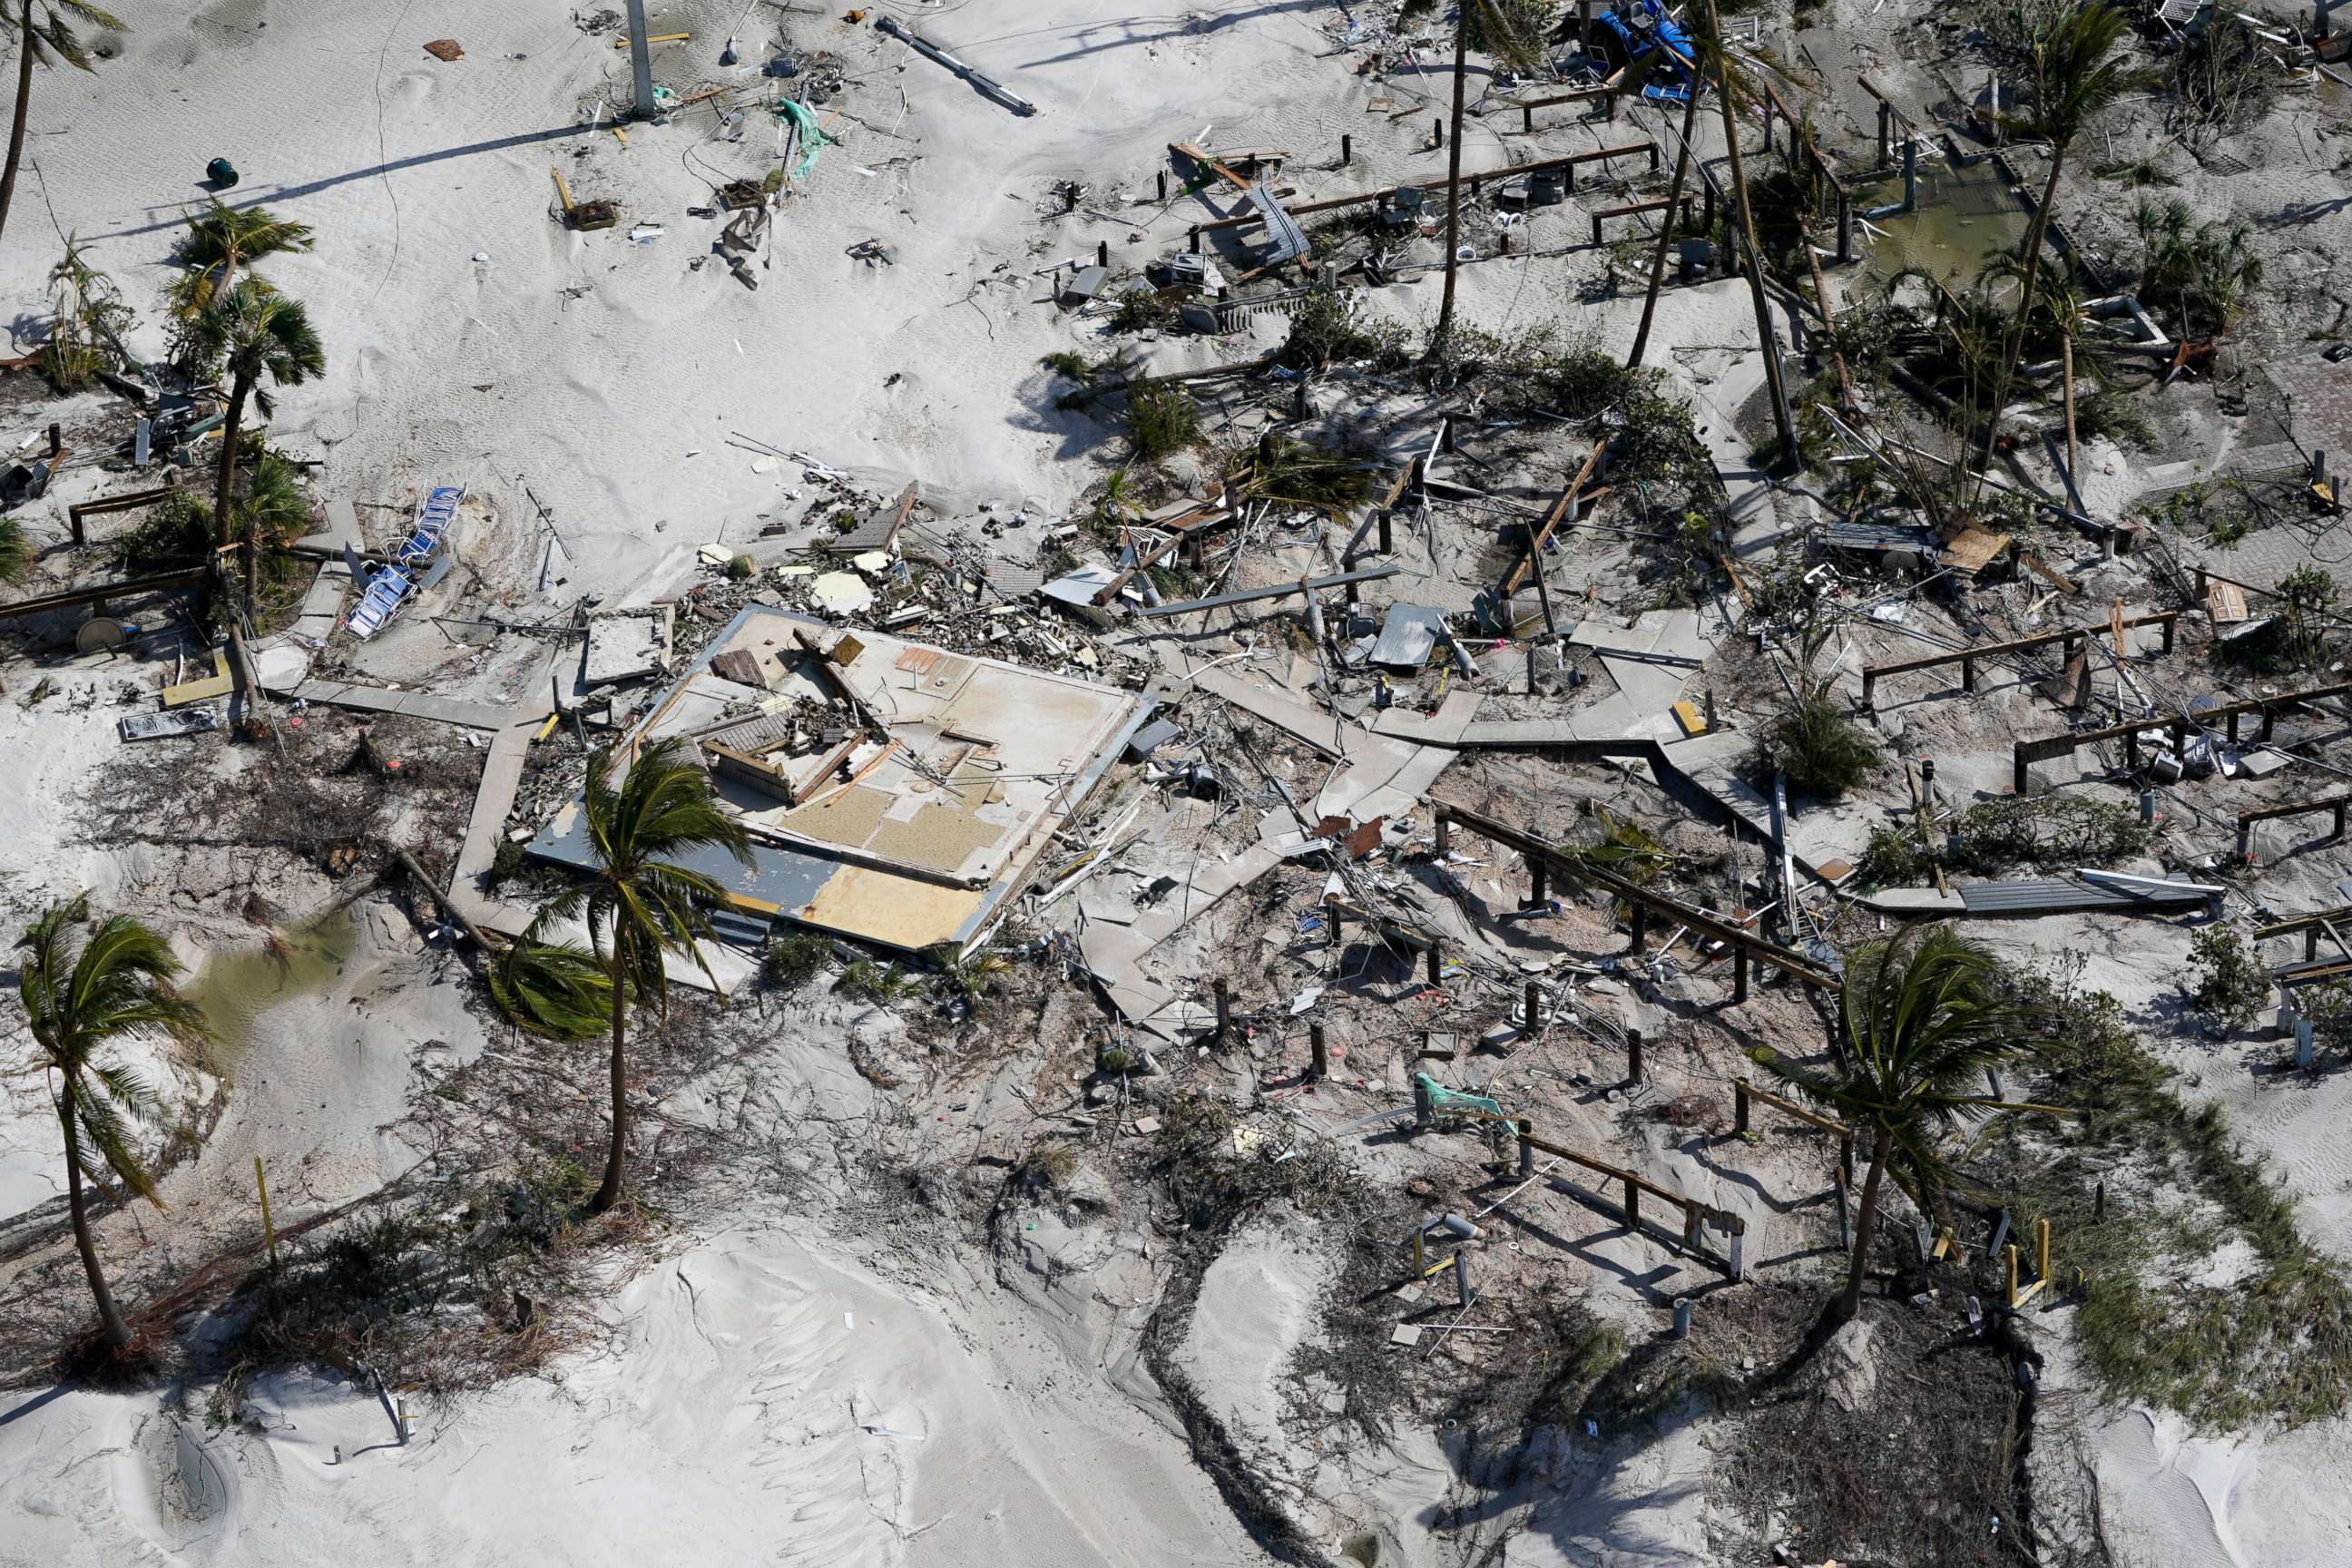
[0,1,35,246]
[1703,0,1797,467]
[1977,151,2067,477]
[1837,1122,1894,1321]
[1629,79,1704,370]
[590,937,629,1214]
[1423,21,1471,367]
[59,1088,132,1348]
[213,373,250,554]
[2062,328,2078,482]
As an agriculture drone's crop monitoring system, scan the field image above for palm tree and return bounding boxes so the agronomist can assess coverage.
[194,281,325,600]
[16,897,207,1349]
[524,738,750,1213]
[1975,1,2132,475]
[1755,924,2045,1322]
[0,3,121,244]
[1694,0,1798,467]
[165,200,315,367]
[1425,1,1545,367]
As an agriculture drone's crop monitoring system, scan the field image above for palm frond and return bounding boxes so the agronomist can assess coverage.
[486,941,614,1043]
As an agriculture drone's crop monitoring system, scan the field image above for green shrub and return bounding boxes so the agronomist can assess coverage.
[767,931,829,992]
[488,835,531,888]
[725,553,755,582]
[1858,822,1937,887]
[0,515,29,587]
[113,492,215,573]
[1752,692,1881,799]
[1108,289,1177,334]
[1125,384,1198,462]
[1940,795,2152,875]
[838,958,916,1004]
[2185,926,2270,1031]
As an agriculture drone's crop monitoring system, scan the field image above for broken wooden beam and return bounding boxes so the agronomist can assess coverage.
[1134,563,1398,618]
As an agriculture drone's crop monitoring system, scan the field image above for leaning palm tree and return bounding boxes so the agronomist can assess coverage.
[1425,0,1548,367]
[1626,40,1708,371]
[0,3,122,243]
[165,200,315,367]
[16,896,208,1350]
[1755,924,2045,1322]
[524,737,751,1213]
[194,281,325,599]
[1694,0,1798,466]
[1975,0,2132,475]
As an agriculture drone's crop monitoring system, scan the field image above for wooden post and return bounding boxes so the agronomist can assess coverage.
[1189,225,1200,253]
[1426,942,1444,985]
[2036,1215,2051,1284]
[1377,508,1393,554]
[2004,1242,2021,1307]
[1518,1117,1534,1175]
[1630,900,1649,954]
[255,1155,277,1269]
[1436,811,1451,857]
[1626,1026,1643,1085]
[1527,857,1549,907]
[1341,132,1353,165]
[1096,240,1109,269]
[1624,1180,1641,1233]
[1157,171,1168,201]
[1213,978,1231,1044]
[1433,116,1445,149]
[1733,944,1750,1004]
[1961,653,1977,692]
[1308,1023,1328,1082]
[1524,979,1542,1034]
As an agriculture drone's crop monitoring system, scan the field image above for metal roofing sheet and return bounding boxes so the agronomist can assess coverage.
[1955,877,2209,914]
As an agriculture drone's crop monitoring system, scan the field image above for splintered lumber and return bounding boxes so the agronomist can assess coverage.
[1858,611,2177,702]
[0,567,207,622]
[1501,444,1607,598]
[1169,141,1251,191]
[2236,794,2352,860]
[1135,563,1398,617]
[1188,142,1656,236]
[1436,802,1841,989]
[2010,677,2352,791]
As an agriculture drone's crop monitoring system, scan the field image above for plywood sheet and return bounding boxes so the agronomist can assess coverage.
[798,864,985,950]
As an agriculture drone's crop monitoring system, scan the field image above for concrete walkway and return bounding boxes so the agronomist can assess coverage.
[449,716,544,935]
[289,680,529,731]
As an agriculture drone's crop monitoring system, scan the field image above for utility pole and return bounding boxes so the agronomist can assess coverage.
[623,0,659,120]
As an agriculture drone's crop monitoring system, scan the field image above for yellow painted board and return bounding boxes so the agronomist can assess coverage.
[1671,700,1708,737]
[162,650,231,708]
[534,712,562,742]
[721,891,782,916]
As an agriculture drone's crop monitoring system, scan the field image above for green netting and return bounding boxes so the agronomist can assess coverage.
[773,99,831,181]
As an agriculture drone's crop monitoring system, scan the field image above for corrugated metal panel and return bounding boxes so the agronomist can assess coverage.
[1956,877,2209,914]
[1821,523,1936,554]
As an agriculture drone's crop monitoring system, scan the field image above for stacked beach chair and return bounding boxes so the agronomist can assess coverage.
[344,485,462,640]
